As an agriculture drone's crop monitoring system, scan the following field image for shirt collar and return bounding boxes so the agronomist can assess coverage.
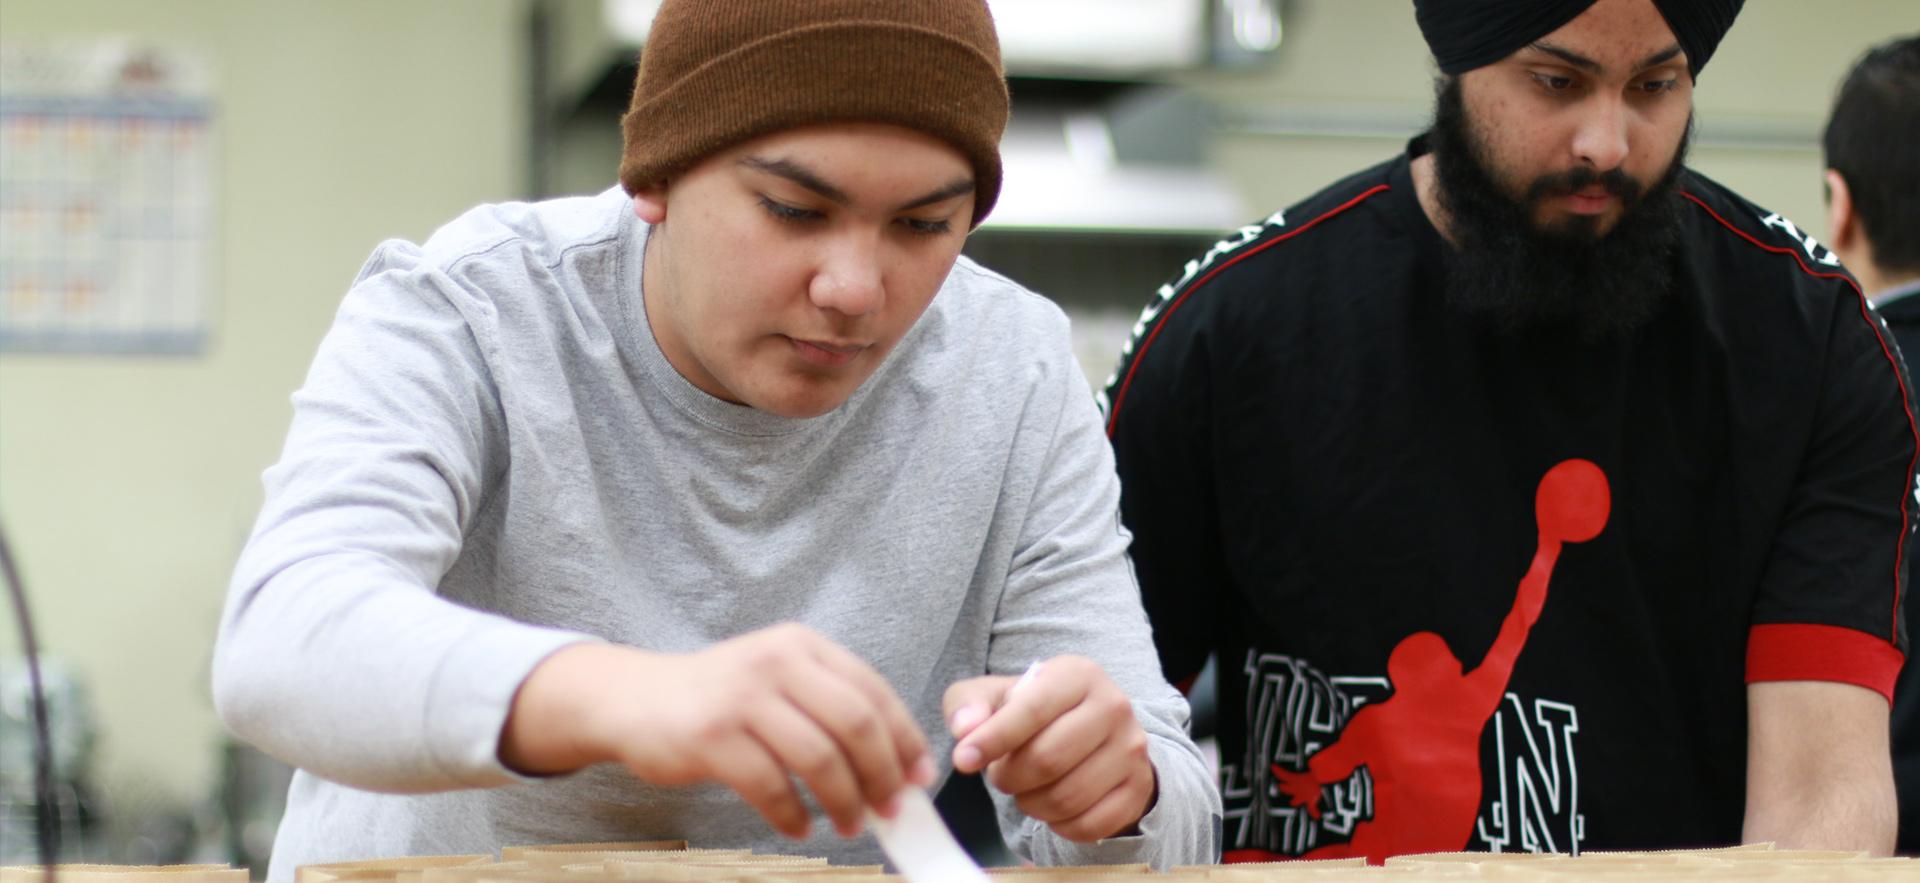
[1871,278,1920,308]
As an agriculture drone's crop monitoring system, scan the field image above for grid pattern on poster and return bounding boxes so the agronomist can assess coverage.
[0,71,213,354]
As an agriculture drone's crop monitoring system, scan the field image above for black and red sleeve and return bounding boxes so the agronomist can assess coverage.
[1746,261,1916,703]
[1104,270,1235,692]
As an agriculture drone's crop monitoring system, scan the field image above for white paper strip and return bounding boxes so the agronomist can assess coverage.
[867,787,992,883]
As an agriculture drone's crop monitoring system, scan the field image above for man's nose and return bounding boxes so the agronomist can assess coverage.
[1570,96,1630,173]
[809,233,884,317]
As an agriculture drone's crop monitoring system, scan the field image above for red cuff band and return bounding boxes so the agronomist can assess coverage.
[1745,623,1905,703]
[1225,849,1305,863]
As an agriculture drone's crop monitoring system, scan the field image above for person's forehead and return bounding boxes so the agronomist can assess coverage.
[735,122,966,158]
[699,122,975,210]
[1529,0,1682,68]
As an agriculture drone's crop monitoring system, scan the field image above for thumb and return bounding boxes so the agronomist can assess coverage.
[942,674,1017,740]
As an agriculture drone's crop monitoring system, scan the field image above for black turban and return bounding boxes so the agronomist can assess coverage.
[1412,0,1744,79]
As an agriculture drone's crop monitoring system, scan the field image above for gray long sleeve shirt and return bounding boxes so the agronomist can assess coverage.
[213,187,1220,879]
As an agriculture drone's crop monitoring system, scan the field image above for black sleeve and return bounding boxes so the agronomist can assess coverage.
[1104,280,1234,688]
[1748,280,1915,699]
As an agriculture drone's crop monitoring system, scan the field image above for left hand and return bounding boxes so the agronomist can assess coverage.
[943,655,1158,843]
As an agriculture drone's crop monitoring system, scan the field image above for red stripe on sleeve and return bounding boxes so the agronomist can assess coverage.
[1745,622,1905,703]
[1682,191,1919,645]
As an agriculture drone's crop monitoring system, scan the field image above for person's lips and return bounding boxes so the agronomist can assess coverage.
[1564,185,1615,215]
[788,336,868,367]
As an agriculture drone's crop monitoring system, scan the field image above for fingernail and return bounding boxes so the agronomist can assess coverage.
[951,703,986,735]
[954,744,982,771]
[912,755,937,785]
[877,793,901,819]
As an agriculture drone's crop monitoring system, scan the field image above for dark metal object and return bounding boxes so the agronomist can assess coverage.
[0,519,58,877]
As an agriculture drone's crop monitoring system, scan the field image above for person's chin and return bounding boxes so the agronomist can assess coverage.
[1530,209,1619,241]
[745,373,863,419]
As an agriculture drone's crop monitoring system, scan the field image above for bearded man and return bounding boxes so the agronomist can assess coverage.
[1105,0,1909,861]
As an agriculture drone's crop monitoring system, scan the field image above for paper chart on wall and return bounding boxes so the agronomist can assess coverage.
[0,41,216,354]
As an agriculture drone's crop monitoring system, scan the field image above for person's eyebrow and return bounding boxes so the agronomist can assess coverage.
[1635,44,1684,72]
[1527,41,1602,73]
[741,155,973,214]
[895,178,975,212]
[1526,41,1685,76]
[740,156,849,204]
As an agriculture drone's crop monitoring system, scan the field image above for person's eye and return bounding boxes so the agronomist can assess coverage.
[1530,72,1576,93]
[899,217,952,236]
[758,196,821,224]
[1635,78,1679,94]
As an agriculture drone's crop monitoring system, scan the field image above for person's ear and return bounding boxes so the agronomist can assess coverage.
[1824,169,1857,254]
[632,183,668,225]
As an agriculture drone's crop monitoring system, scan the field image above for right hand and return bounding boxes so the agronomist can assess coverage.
[500,624,935,839]
[1270,764,1323,819]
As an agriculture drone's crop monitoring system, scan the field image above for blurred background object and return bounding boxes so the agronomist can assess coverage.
[210,741,292,876]
[0,0,1911,871]
[0,655,102,863]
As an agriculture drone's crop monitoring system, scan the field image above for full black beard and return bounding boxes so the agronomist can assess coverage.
[1429,77,1690,339]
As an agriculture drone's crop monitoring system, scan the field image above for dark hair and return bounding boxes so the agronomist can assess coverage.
[1824,34,1920,275]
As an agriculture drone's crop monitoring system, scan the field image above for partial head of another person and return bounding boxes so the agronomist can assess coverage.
[1822,34,1920,297]
[616,0,1009,419]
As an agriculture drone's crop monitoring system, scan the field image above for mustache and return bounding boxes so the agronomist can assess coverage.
[1524,166,1645,206]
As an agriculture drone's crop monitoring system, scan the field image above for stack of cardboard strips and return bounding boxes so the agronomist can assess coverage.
[5,841,1916,882]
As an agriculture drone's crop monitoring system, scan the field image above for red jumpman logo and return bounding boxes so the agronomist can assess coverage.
[1267,459,1610,864]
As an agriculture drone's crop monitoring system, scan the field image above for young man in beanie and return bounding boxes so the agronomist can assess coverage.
[1108,0,1908,862]
[1821,33,1920,856]
[212,1,1219,878]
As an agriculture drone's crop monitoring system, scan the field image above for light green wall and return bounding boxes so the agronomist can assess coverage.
[0,0,527,812]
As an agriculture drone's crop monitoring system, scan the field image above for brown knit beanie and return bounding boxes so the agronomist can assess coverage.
[619,0,1010,227]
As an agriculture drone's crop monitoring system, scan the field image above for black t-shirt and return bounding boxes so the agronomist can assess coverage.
[1105,145,1914,860]
[1877,287,1920,857]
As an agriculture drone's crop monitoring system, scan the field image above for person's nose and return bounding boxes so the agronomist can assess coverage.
[809,231,884,318]
[1570,95,1630,173]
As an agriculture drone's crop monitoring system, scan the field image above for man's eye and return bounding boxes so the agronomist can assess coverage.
[901,217,952,236]
[1531,73,1575,92]
[758,196,820,223]
[1637,78,1679,94]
